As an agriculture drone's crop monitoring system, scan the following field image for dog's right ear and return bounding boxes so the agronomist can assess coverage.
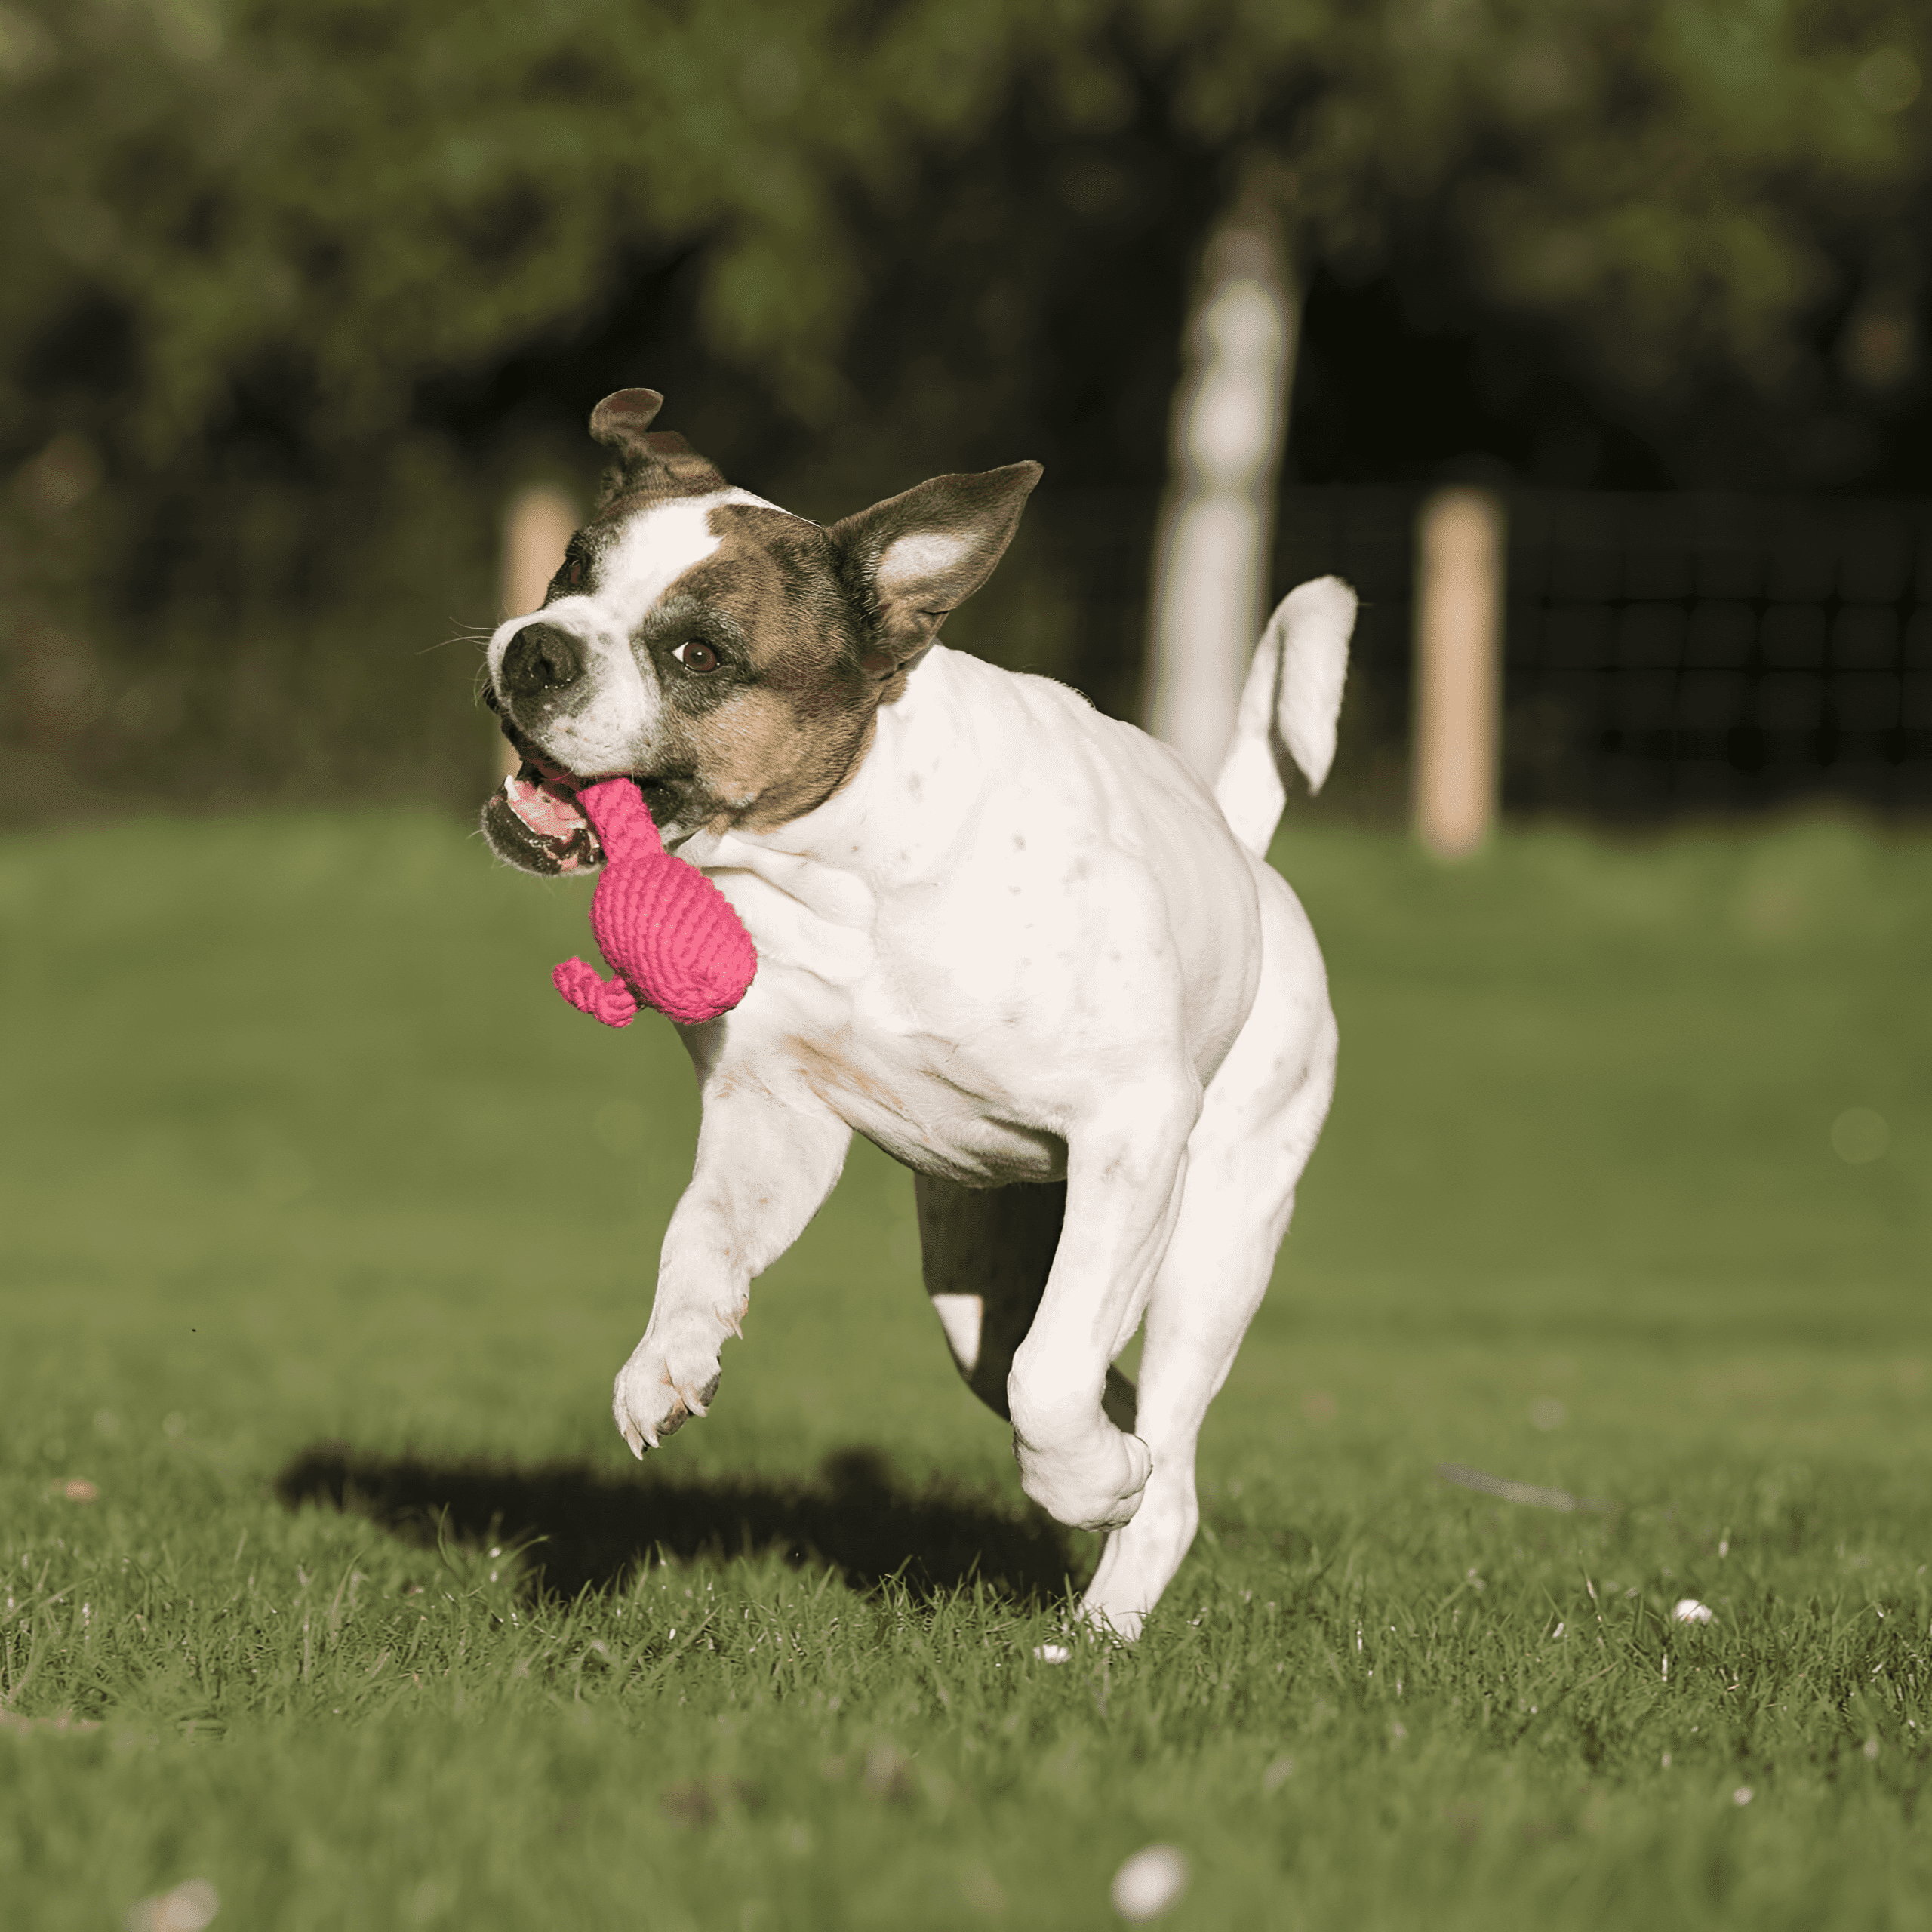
[832,463,1043,676]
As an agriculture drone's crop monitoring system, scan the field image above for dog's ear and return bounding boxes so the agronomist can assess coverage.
[589,390,725,499]
[832,463,1043,674]
[589,389,665,456]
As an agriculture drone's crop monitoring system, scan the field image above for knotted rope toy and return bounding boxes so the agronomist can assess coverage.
[551,779,758,1027]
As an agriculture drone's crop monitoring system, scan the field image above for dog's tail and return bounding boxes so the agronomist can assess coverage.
[1213,576,1357,857]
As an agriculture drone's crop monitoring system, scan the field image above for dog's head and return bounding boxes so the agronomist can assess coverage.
[481,389,1041,875]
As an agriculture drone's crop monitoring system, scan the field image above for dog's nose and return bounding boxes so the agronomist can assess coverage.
[500,623,585,699]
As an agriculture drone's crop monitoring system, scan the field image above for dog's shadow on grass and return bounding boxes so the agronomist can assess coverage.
[275,1443,1079,1607]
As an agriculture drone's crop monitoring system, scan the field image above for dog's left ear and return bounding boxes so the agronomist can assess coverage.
[832,462,1043,673]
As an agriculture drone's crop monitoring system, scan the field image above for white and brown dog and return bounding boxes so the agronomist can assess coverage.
[481,389,1354,1642]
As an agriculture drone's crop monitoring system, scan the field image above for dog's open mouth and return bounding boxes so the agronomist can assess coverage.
[485,759,605,875]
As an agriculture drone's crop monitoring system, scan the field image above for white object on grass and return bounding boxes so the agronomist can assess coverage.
[1111,1844,1189,1922]
[125,1879,220,1932]
[1671,1598,1715,1625]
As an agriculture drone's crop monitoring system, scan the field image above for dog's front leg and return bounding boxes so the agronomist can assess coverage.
[1005,1084,1198,1533]
[613,1089,851,1455]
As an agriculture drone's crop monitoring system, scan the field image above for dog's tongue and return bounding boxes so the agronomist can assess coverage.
[500,768,602,871]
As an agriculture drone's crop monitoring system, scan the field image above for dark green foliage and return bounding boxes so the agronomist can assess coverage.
[4,0,1932,463]
[4,0,1929,816]
[5,1,1926,463]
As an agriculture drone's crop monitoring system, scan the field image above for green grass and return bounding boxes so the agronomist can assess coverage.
[5,804,1932,1930]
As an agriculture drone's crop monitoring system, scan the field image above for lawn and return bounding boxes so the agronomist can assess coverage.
[4,803,1932,1930]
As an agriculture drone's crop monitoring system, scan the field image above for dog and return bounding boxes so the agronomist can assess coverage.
[481,389,1355,1641]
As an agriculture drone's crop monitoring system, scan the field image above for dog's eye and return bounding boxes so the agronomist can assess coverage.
[672,640,719,674]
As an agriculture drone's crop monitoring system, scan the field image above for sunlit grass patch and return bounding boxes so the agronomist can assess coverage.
[5,806,1932,1927]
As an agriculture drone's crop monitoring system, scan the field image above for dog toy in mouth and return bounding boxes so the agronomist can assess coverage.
[551,779,758,1027]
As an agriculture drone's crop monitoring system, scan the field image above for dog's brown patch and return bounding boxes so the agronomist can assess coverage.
[639,509,883,831]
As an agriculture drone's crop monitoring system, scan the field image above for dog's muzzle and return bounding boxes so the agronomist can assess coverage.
[481,745,605,876]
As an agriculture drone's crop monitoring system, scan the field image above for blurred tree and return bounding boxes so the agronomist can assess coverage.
[1135,0,1930,768]
[5,0,1924,466]
[0,0,1927,808]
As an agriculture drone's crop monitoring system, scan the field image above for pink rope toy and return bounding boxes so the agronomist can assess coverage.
[551,779,758,1027]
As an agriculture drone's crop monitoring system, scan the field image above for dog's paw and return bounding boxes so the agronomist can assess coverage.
[611,1336,722,1457]
[1014,1424,1153,1534]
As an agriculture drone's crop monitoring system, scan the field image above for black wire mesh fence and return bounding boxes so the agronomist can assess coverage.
[1019,483,1932,820]
[1276,483,1932,818]
[8,463,1930,822]
[1503,491,1932,815]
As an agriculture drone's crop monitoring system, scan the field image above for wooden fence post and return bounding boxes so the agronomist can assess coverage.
[495,485,580,777]
[1412,488,1505,857]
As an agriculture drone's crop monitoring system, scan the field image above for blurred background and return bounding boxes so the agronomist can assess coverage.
[5,0,1931,829]
[10,26,1932,1891]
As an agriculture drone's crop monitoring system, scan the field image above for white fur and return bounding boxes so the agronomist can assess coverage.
[928,1292,983,1371]
[1213,577,1357,857]
[876,531,973,596]
[602,589,1352,1641]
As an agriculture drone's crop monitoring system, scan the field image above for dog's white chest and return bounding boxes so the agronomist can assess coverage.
[700,841,1067,1181]
[705,844,880,988]
[678,649,1264,1184]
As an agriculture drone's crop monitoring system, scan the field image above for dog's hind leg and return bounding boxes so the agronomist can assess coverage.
[915,1177,1138,1433]
[1078,891,1337,1642]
